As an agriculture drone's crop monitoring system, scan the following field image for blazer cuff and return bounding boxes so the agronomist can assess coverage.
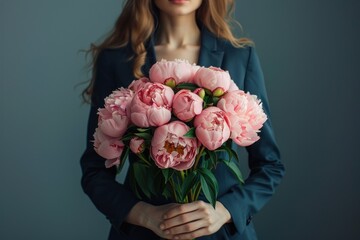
[110,193,140,233]
[218,187,252,235]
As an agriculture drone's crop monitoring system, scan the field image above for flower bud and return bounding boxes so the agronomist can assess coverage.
[194,88,205,99]
[173,89,203,121]
[212,87,225,97]
[130,137,145,154]
[164,78,176,88]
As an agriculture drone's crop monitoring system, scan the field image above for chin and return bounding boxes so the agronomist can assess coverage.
[155,0,202,16]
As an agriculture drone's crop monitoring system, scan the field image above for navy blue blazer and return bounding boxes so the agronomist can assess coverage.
[80,28,285,240]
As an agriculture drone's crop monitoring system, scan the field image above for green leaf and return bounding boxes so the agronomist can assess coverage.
[222,159,244,184]
[214,148,229,160]
[136,152,152,166]
[198,168,218,208]
[225,146,234,160]
[219,144,238,162]
[147,166,163,196]
[212,96,220,105]
[176,83,199,91]
[206,149,218,168]
[136,128,150,132]
[200,158,209,168]
[184,127,196,138]
[203,95,210,107]
[230,148,240,162]
[162,186,172,199]
[133,162,152,199]
[181,171,198,201]
[204,88,212,96]
[224,140,240,162]
[134,132,152,140]
[121,134,134,142]
[129,165,142,199]
[162,168,175,183]
[117,146,130,174]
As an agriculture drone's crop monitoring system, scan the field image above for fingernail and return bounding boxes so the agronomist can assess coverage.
[160,224,165,230]
[163,214,167,219]
[174,236,179,240]
[165,230,170,235]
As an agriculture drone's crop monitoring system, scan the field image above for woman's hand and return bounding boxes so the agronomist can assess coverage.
[160,201,231,239]
[125,201,179,239]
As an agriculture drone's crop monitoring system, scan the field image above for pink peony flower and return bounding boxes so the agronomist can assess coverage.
[172,89,203,121]
[98,88,134,137]
[104,87,134,115]
[151,121,198,171]
[130,137,145,154]
[228,79,239,92]
[193,107,231,150]
[129,77,150,92]
[93,128,124,168]
[193,67,231,96]
[97,108,129,137]
[129,83,174,127]
[226,115,261,146]
[149,59,197,85]
[217,90,267,146]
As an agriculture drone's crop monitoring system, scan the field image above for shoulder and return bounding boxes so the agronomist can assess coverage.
[215,37,262,89]
[95,46,134,80]
[205,30,255,69]
[200,27,254,70]
[220,39,253,63]
[97,46,133,67]
[219,38,264,74]
[96,46,137,89]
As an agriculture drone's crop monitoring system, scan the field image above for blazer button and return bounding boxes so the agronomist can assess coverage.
[246,215,253,225]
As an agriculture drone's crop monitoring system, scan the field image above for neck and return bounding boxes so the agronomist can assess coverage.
[156,13,200,48]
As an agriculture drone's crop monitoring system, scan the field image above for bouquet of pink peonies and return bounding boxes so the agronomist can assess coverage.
[93,59,267,207]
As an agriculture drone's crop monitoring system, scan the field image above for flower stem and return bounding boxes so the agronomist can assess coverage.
[179,170,189,203]
[169,177,178,201]
[194,146,205,169]
[194,182,202,200]
[180,170,185,181]
[137,153,151,166]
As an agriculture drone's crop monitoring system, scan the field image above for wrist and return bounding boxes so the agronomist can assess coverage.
[216,201,232,223]
[125,201,151,227]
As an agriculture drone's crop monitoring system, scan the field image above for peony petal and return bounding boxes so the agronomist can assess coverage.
[131,112,150,128]
[96,138,124,160]
[130,137,145,154]
[105,158,120,168]
[147,108,171,127]
[151,121,197,171]
[98,113,129,137]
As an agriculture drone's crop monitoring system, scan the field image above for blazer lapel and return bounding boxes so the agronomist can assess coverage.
[198,28,224,68]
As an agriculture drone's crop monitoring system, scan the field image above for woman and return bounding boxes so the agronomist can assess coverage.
[80,0,285,239]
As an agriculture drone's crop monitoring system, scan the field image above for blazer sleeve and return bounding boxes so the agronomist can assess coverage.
[80,50,140,232]
[218,46,285,235]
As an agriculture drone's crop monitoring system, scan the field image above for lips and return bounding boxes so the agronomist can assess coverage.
[169,0,189,4]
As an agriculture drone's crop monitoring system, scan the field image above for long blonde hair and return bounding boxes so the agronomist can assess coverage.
[82,0,253,102]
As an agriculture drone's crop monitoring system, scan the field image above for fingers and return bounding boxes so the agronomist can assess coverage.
[163,200,208,219]
[160,200,218,238]
[171,226,214,240]
[161,201,210,230]
[163,219,208,235]
[159,200,232,239]
[161,209,203,230]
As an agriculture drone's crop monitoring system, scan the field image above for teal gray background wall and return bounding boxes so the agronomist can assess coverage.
[0,0,359,239]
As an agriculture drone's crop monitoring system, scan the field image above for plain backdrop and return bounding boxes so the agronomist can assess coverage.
[1,0,359,239]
